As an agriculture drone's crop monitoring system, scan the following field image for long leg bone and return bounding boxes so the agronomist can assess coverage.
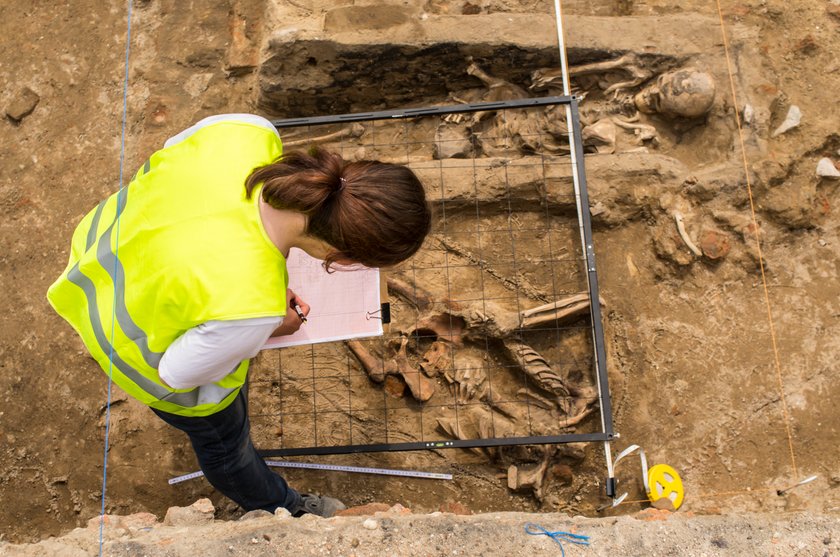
[531,53,654,96]
[518,292,606,330]
[386,276,434,311]
[281,123,365,147]
[345,340,388,383]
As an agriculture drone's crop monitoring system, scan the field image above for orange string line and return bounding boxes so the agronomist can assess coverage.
[613,487,775,507]
[713,0,798,479]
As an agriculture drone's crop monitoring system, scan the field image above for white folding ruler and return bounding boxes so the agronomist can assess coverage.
[169,460,453,485]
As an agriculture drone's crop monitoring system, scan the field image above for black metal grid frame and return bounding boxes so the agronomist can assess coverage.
[259,95,615,458]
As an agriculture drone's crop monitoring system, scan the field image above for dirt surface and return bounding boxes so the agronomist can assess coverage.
[2,0,840,546]
[3,499,840,556]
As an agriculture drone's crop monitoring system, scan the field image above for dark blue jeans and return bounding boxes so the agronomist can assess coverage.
[152,384,301,513]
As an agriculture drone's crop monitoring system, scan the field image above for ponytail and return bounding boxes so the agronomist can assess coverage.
[245,147,431,269]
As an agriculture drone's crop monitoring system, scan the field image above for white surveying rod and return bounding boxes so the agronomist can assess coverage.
[552,0,616,493]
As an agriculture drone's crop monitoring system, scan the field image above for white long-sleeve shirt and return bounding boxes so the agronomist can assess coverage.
[157,114,284,389]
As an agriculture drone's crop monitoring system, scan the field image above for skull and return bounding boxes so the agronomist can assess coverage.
[634,68,716,118]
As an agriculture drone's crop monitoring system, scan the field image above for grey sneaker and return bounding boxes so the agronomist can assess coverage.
[292,493,346,518]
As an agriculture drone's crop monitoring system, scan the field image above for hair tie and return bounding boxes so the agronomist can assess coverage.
[338,177,347,191]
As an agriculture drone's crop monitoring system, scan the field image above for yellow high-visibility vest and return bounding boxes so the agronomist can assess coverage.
[47,120,287,416]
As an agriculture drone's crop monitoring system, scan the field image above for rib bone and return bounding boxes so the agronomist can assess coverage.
[502,340,570,398]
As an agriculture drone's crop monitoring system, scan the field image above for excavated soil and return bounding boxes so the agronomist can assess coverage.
[1,0,839,546]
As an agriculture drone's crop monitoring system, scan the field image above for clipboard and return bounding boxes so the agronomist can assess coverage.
[262,248,389,350]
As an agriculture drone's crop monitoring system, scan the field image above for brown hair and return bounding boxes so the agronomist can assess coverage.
[245,147,432,269]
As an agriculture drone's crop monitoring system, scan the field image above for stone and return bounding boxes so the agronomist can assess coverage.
[742,104,754,126]
[698,229,732,260]
[462,2,481,14]
[651,497,677,511]
[6,87,40,123]
[438,501,473,515]
[87,514,121,530]
[226,8,259,75]
[433,125,474,159]
[362,518,379,530]
[383,374,406,398]
[163,498,215,526]
[324,6,412,32]
[551,463,574,486]
[771,105,801,138]
[120,512,158,531]
[387,503,412,515]
[239,509,273,521]
[183,73,214,97]
[816,158,840,178]
[335,502,391,517]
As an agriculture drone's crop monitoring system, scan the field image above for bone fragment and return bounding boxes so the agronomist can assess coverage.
[436,417,461,439]
[345,340,386,383]
[816,158,840,178]
[394,336,436,402]
[281,123,365,147]
[612,116,659,145]
[466,58,528,100]
[516,388,558,411]
[674,211,702,256]
[436,418,486,457]
[452,353,487,403]
[507,451,552,501]
[771,105,801,138]
[420,340,453,377]
[414,313,467,346]
[480,392,521,421]
[582,119,616,154]
[559,406,596,428]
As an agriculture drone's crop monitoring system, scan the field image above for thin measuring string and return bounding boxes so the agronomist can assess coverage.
[551,0,615,478]
[99,0,133,553]
[714,0,798,479]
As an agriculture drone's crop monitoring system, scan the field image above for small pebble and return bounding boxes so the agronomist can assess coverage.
[742,104,754,126]
[5,87,40,123]
[771,105,801,138]
[362,518,378,530]
[816,157,840,178]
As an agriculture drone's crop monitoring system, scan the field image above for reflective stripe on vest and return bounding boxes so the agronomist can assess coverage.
[48,120,286,417]
[65,186,237,408]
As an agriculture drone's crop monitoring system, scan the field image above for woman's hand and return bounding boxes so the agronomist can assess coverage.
[270,289,310,337]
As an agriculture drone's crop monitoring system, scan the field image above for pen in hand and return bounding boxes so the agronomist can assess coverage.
[293,303,307,324]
